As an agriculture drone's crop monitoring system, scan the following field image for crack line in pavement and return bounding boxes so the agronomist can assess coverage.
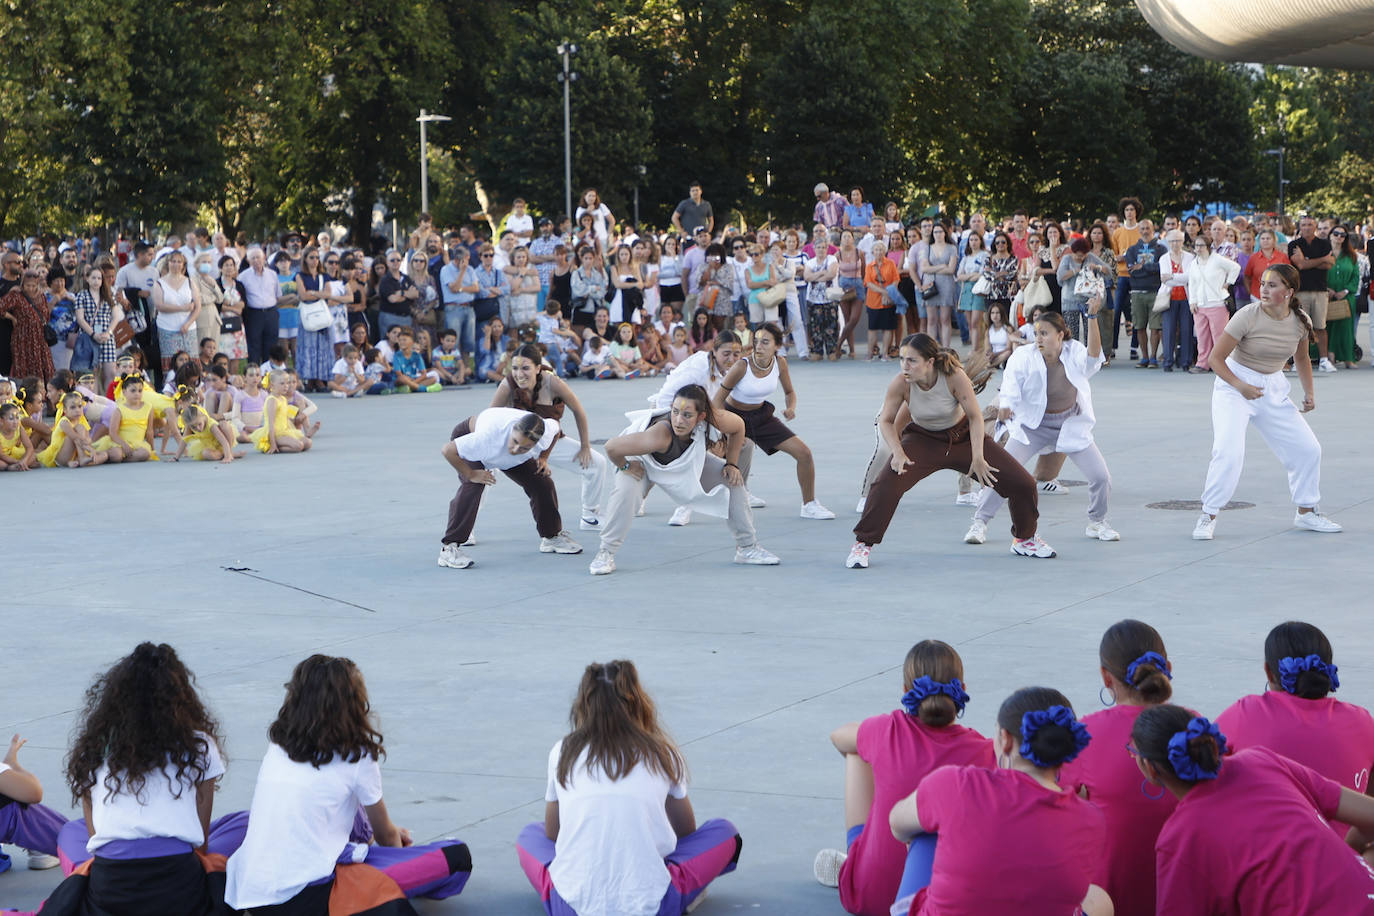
[221,567,378,613]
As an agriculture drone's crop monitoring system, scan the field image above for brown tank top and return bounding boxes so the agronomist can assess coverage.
[907,374,963,431]
[505,373,566,421]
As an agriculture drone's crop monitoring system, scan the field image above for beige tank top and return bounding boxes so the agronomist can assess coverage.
[907,375,963,430]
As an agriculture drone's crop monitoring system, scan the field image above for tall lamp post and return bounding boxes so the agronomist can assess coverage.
[417,109,451,214]
[1263,147,1285,217]
[556,42,579,222]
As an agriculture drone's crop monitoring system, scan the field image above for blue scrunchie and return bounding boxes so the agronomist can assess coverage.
[1167,716,1227,781]
[1125,651,1172,685]
[1019,705,1091,768]
[1278,655,1339,694]
[901,676,970,716]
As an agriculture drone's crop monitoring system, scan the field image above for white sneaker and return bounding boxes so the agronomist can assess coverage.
[845,542,871,569]
[25,852,60,870]
[854,496,866,515]
[800,500,836,520]
[748,491,767,508]
[330,390,347,398]
[539,531,583,554]
[579,515,601,531]
[437,543,474,568]
[1039,479,1067,494]
[1318,358,1338,374]
[1192,512,1216,540]
[813,848,847,888]
[964,519,987,544]
[589,549,616,575]
[1294,509,1342,533]
[1085,520,1120,541]
[635,497,646,517]
[1011,536,1057,558]
[954,491,980,506]
[669,505,692,526]
[734,543,781,565]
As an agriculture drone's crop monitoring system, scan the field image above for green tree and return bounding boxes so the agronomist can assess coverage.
[1249,66,1340,203]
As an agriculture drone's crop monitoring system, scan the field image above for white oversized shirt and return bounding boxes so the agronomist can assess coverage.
[454,407,558,470]
[997,339,1104,452]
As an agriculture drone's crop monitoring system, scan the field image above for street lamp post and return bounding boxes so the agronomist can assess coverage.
[417,109,452,214]
[1263,147,1285,217]
[556,42,579,223]
[633,165,646,228]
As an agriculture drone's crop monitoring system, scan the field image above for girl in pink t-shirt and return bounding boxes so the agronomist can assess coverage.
[1216,620,1374,838]
[889,687,1111,916]
[813,640,993,916]
[1060,620,1179,916]
[1132,704,1374,915]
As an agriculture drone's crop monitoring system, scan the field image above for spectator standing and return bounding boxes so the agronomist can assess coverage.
[1125,220,1165,367]
[504,197,534,241]
[441,244,480,362]
[842,188,875,233]
[814,183,845,228]
[1288,215,1336,373]
[681,226,711,312]
[671,181,715,238]
[1157,230,1196,372]
[115,241,162,378]
[0,270,55,384]
[1326,226,1360,368]
[528,218,560,310]
[377,250,417,338]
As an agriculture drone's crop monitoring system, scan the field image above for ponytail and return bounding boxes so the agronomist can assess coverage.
[1264,263,1315,343]
[900,332,963,376]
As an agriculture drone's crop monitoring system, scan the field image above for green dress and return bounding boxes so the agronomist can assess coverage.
[1326,254,1359,363]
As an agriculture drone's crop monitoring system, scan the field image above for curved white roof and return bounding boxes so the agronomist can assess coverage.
[1135,0,1374,67]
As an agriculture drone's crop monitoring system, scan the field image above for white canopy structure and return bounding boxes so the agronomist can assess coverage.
[1135,0,1374,68]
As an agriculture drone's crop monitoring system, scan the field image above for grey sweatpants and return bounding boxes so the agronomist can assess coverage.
[974,407,1112,523]
[602,453,758,555]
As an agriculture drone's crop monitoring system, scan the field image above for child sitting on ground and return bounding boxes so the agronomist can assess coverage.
[329,345,370,398]
[251,370,311,454]
[580,335,613,380]
[284,370,322,439]
[608,322,652,379]
[363,347,394,394]
[665,325,692,369]
[0,403,36,470]
[431,329,467,385]
[391,327,443,392]
[637,324,667,375]
[38,391,107,467]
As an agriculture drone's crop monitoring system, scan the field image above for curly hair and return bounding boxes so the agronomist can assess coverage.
[66,642,222,805]
[269,655,384,768]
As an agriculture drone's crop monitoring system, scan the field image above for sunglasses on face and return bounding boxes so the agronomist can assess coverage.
[1331,231,1347,238]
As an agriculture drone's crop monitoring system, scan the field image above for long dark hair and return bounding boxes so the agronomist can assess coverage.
[1100,620,1172,704]
[669,383,716,434]
[66,642,222,804]
[901,332,963,376]
[1265,621,1335,699]
[690,307,714,347]
[557,660,686,788]
[507,342,546,398]
[269,655,384,767]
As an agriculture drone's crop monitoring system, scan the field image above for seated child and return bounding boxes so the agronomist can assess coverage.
[579,335,613,380]
[431,329,467,385]
[637,324,667,375]
[330,345,370,398]
[664,326,692,369]
[0,733,66,872]
[0,403,36,470]
[250,370,311,454]
[362,347,395,395]
[38,391,108,467]
[608,322,651,379]
[284,370,322,438]
[177,404,242,463]
[391,328,443,392]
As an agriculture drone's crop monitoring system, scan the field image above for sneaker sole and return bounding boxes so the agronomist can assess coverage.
[540,545,584,554]
[437,557,474,569]
[845,560,868,569]
[735,557,781,565]
[1010,545,1056,558]
[589,566,614,575]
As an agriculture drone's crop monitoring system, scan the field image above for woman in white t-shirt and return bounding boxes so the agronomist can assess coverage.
[517,660,741,916]
[37,642,235,913]
[575,188,615,250]
[225,655,471,913]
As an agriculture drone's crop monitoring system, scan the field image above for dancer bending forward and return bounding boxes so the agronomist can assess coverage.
[847,334,1051,569]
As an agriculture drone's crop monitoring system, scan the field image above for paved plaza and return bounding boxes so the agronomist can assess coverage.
[4,355,1371,914]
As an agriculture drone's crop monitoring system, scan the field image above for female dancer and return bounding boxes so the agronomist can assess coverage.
[1132,704,1374,911]
[490,343,609,530]
[225,655,471,913]
[888,687,1109,916]
[590,383,780,574]
[1192,263,1341,539]
[1216,621,1374,837]
[813,640,992,916]
[714,323,834,519]
[967,307,1118,545]
[32,643,233,914]
[848,334,1050,569]
[1059,620,1178,916]
[516,660,741,915]
[0,733,65,871]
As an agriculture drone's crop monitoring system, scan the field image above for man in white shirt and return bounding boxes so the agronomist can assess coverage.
[239,246,280,364]
[438,408,582,568]
[504,198,534,241]
[115,241,161,364]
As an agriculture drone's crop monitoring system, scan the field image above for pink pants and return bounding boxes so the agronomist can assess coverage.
[1194,305,1228,370]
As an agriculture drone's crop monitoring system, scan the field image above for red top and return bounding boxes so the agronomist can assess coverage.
[1241,248,1291,298]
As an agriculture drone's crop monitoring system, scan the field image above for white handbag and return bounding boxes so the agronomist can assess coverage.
[759,281,789,309]
[299,298,332,332]
[1152,285,1172,314]
[971,276,993,297]
[1024,274,1052,308]
[1074,269,1105,302]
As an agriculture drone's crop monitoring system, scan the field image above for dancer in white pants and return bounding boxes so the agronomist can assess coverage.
[969,305,1118,544]
[589,383,780,575]
[1193,263,1341,539]
[489,344,608,530]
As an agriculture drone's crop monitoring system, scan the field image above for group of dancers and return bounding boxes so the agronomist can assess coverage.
[437,261,1343,572]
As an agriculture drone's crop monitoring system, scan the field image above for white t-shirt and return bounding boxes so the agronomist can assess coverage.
[87,732,225,854]
[331,358,364,382]
[225,743,384,909]
[115,263,159,308]
[545,740,687,916]
[454,407,558,470]
[506,213,534,237]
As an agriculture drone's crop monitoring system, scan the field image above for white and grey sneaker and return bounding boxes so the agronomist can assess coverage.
[25,852,60,870]
[1039,479,1067,494]
[1011,536,1057,558]
[437,543,474,569]
[589,549,616,575]
[668,505,693,526]
[747,491,767,508]
[1294,509,1342,533]
[813,848,847,888]
[579,515,602,531]
[1085,520,1120,541]
[461,535,478,547]
[734,543,781,565]
[964,519,988,544]
[539,531,583,554]
[954,490,980,506]
[1192,512,1216,540]
[845,542,871,569]
[800,500,836,520]
[1317,358,1338,374]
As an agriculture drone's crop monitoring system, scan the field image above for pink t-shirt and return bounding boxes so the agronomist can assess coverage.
[911,766,1106,916]
[1059,705,1178,916]
[1155,747,1374,915]
[1215,690,1374,836]
[838,712,993,916]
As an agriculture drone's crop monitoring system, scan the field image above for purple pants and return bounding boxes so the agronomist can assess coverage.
[0,799,67,873]
[515,818,741,916]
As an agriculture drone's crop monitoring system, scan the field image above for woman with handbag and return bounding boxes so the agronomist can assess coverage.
[919,223,958,349]
[744,243,779,326]
[1088,222,1118,357]
[322,251,352,358]
[1056,239,1109,346]
[1186,235,1241,374]
[150,251,201,378]
[73,265,117,388]
[191,251,224,349]
[982,232,1019,337]
[1041,223,1068,313]
[294,248,335,392]
[804,242,841,360]
[1017,234,1054,323]
[695,243,735,333]
[1325,226,1360,368]
[608,244,644,325]
[836,230,866,359]
[957,232,990,354]
[217,256,249,374]
[569,245,609,336]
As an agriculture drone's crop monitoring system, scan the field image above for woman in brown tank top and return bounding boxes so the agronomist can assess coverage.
[847,333,1051,569]
[490,343,609,530]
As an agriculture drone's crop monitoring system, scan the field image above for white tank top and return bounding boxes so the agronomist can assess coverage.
[730,356,779,405]
[156,276,195,331]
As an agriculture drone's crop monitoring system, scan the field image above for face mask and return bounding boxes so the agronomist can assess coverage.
[198,263,215,275]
